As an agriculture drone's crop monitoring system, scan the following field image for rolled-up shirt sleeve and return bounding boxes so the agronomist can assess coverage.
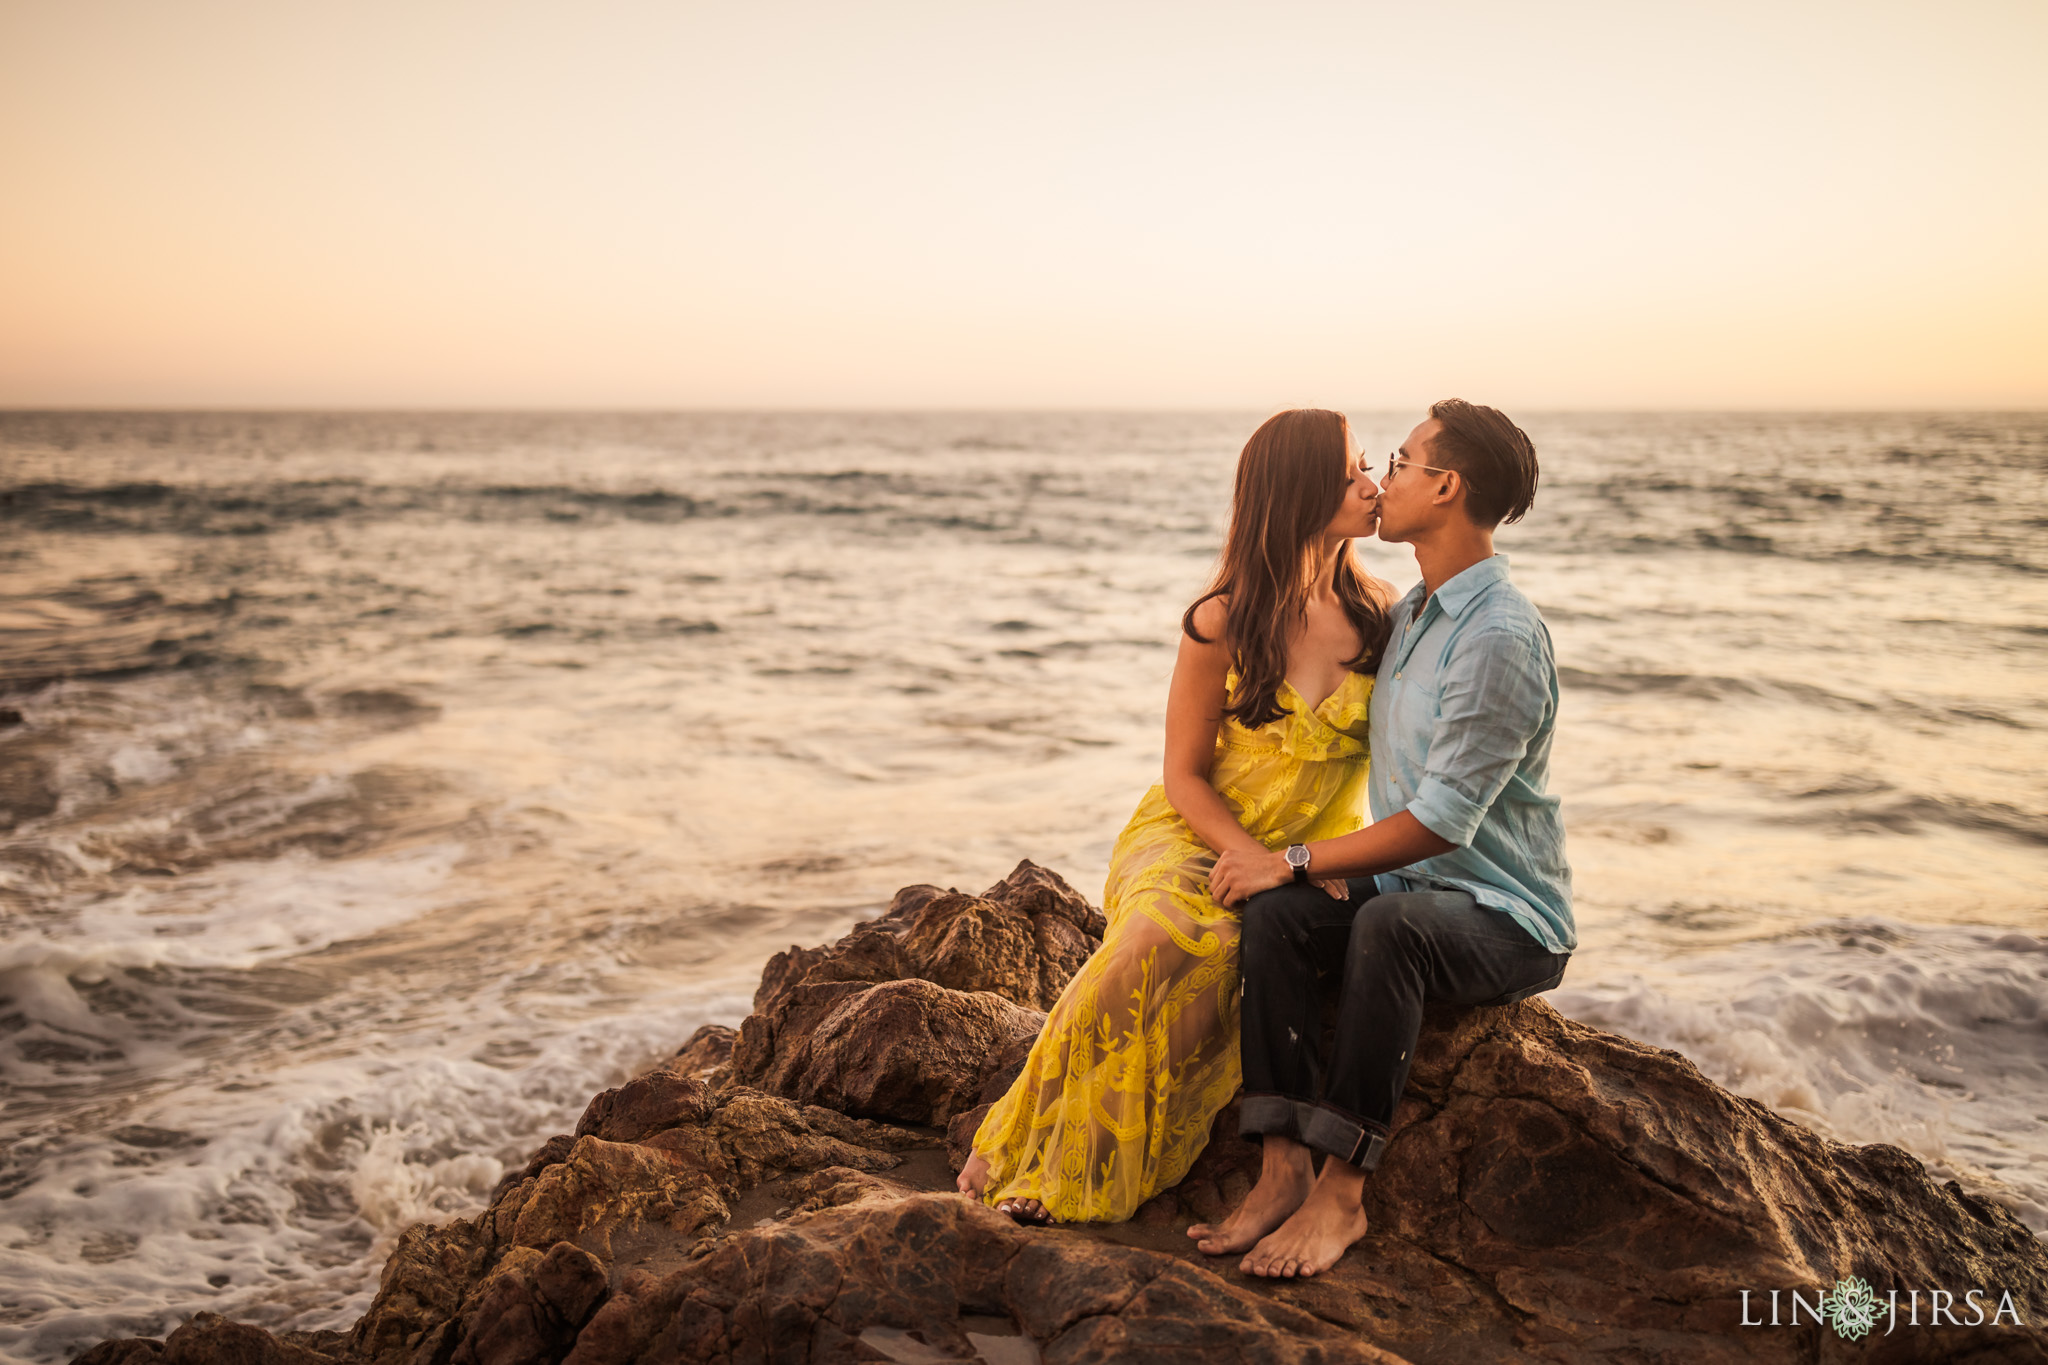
[1406,627,1551,847]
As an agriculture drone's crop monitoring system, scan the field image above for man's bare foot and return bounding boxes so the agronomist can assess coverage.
[1188,1138,1314,1256]
[1240,1175,1370,1279]
[995,1196,1053,1225]
[956,1152,989,1200]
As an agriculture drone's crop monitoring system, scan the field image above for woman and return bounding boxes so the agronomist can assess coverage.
[957,408,1395,1224]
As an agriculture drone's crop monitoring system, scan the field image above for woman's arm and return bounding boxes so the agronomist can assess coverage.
[1160,600,1268,858]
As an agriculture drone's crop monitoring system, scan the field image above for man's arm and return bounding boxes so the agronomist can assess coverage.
[1208,626,1551,906]
[1209,810,1453,906]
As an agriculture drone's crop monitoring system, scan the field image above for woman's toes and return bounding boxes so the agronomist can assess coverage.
[996,1197,1051,1226]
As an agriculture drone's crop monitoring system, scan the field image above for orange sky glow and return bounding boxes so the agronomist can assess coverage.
[2,0,2043,409]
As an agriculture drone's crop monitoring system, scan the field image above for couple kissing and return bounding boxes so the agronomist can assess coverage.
[956,400,1574,1281]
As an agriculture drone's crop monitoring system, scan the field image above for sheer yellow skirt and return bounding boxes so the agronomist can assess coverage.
[971,805,1240,1221]
[972,674,1372,1221]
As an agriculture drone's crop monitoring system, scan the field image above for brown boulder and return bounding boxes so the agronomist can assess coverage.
[670,1023,736,1076]
[732,860,1100,1125]
[445,1241,608,1365]
[572,1063,717,1145]
[751,859,1105,1018]
[559,1192,1405,1364]
[68,1313,342,1365]
[735,976,1044,1127]
[340,1083,930,1365]
[1342,998,2048,1361]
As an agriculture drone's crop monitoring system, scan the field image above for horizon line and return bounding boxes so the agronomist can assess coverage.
[5,404,2047,418]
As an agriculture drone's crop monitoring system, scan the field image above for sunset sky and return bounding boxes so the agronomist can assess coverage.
[2,0,2043,410]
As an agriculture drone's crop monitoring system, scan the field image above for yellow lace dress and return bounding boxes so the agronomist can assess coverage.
[972,669,1375,1221]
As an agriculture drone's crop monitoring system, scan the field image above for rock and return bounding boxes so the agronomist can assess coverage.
[77,865,2048,1365]
[981,858,1107,939]
[941,1027,1043,1170]
[1330,998,2048,1361]
[734,977,1044,1127]
[573,1064,717,1145]
[336,1081,929,1364]
[752,860,1104,1018]
[671,1023,736,1076]
[558,1192,1402,1364]
[733,860,1101,1125]
[445,1241,608,1365]
[70,1342,163,1365]
[349,1218,492,1364]
[73,1313,340,1365]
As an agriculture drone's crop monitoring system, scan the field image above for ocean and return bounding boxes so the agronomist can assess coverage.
[0,410,2043,1360]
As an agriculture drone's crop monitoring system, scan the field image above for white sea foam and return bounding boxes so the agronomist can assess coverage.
[5,845,459,978]
[0,959,753,1364]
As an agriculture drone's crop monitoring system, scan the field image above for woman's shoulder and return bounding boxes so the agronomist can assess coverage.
[1184,593,1229,645]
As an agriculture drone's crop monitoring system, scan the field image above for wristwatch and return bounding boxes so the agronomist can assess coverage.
[1285,844,1311,883]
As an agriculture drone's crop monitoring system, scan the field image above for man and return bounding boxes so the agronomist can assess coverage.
[1192,398,1574,1278]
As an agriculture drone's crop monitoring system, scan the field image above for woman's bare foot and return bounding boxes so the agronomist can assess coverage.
[1188,1136,1314,1255]
[995,1197,1053,1225]
[956,1152,990,1200]
[1240,1171,1370,1279]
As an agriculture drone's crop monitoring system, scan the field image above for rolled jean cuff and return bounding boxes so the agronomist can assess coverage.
[1302,1104,1390,1171]
[1238,1093,1317,1143]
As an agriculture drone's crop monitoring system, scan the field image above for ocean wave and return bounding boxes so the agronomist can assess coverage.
[1789,793,2048,847]
[1558,666,2039,736]
[0,975,753,1364]
[0,480,724,535]
[0,585,224,690]
[0,476,1056,539]
[1557,666,1874,710]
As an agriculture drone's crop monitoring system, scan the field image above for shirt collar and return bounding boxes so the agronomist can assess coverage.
[1422,554,1511,619]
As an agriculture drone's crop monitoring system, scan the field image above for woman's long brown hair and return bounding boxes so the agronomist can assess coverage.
[1181,409,1393,728]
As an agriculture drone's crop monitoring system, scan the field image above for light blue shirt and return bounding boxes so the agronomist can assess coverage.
[1366,555,1576,953]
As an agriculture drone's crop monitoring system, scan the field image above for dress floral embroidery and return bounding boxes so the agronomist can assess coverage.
[972,669,1375,1220]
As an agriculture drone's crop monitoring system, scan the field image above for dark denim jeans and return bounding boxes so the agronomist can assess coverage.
[1237,884,1569,1170]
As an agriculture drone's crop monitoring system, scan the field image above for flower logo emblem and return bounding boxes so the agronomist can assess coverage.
[1821,1275,1880,1341]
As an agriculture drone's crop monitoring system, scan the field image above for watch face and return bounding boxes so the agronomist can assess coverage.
[1285,845,1310,868]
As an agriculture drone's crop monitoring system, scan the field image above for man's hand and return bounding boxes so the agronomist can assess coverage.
[1208,847,1291,908]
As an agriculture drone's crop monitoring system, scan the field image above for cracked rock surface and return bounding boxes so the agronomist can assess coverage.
[79,861,2048,1364]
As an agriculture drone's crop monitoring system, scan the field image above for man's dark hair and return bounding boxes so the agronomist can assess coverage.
[1426,398,1539,527]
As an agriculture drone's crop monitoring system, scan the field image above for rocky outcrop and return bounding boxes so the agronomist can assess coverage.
[80,860,2048,1364]
[730,862,1104,1128]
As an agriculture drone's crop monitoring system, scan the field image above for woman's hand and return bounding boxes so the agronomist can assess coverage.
[1207,846,1291,907]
